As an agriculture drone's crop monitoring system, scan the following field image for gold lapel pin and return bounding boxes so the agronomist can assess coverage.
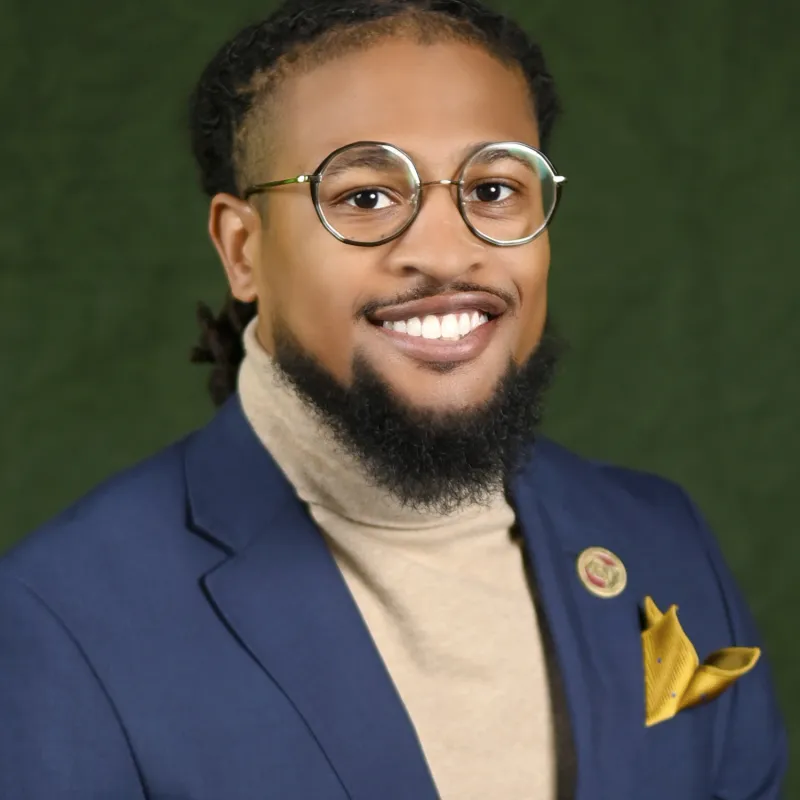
[576,546,627,598]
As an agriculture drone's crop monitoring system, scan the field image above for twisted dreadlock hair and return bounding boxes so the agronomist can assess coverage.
[189,0,561,406]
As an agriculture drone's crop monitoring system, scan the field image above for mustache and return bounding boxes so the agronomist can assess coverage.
[358,280,517,320]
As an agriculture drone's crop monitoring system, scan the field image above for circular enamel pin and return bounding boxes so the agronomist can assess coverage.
[576,546,627,598]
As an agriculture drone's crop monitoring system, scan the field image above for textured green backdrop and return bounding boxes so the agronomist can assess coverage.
[1,0,797,791]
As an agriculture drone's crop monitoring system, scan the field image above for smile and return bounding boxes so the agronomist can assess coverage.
[366,291,507,365]
[381,311,490,340]
[371,312,500,364]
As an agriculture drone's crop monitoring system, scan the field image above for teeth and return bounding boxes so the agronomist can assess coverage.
[383,312,489,340]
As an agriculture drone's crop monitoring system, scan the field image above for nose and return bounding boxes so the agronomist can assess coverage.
[382,181,486,282]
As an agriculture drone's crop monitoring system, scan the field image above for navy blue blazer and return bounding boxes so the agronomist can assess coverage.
[0,396,786,799]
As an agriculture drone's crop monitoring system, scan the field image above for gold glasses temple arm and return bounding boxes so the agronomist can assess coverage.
[244,174,317,199]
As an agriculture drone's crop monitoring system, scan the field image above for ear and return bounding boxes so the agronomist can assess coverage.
[208,193,262,303]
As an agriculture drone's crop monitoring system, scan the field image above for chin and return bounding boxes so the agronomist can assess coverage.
[391,375,501,415]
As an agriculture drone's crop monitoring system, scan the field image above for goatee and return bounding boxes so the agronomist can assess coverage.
[271,317,565,515]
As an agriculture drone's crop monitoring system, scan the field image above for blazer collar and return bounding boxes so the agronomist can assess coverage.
[510,440,648,799]
[184,396,438,800]
[183,395,296,554]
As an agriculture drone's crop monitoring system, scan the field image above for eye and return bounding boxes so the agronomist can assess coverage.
[467,182,515,203]
[343,189,394,210]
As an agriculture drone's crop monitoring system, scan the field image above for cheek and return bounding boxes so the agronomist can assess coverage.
[510,236,550,362]
[259,221,371,378]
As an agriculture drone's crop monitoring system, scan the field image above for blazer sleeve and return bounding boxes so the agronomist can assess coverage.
[681,492,788,799]
[0,576,147,800]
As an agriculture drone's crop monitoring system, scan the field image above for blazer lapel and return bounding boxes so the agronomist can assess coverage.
[184,398,438,800]
[510,440,648,800]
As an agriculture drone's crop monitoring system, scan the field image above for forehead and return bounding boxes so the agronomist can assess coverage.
[269,39,540,173]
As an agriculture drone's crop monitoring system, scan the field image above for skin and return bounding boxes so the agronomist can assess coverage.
[210,38,551,412]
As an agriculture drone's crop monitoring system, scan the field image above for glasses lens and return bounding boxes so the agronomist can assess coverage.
[316,144,419,243]
[459,143,557,244]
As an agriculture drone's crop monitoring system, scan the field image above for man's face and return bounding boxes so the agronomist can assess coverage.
[251,38,551,412]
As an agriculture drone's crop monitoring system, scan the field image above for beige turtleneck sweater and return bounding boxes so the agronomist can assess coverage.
[238,319,555,800]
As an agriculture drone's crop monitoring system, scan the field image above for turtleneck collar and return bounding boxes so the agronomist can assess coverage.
[236,318,515,542]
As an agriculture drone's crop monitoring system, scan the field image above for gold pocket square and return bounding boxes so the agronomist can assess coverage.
[641,596,760,727]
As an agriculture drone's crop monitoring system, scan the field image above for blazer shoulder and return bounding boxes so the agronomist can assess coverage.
[528,438,751,643]
[531,436,696,524]
[526,437,731,588]
[0,437,191,589]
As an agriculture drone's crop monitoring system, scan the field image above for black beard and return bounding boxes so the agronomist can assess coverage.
[271,317,565,515]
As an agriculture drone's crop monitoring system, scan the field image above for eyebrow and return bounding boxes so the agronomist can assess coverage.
[465,145,533,169]
[321,148,408,178]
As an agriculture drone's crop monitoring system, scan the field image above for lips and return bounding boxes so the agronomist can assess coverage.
[367,291,508,324]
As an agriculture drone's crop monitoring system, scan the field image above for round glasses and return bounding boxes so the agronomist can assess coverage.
[244,141,567,248]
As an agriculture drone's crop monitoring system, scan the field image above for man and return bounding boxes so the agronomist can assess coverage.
[0,0,786,797]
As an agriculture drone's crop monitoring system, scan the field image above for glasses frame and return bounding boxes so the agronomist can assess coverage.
[243,140,567,248]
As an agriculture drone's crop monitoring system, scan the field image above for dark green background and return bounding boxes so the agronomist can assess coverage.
[1,0,797,791]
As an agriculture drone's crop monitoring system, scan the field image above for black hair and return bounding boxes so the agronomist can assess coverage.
[189,0,561,406]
